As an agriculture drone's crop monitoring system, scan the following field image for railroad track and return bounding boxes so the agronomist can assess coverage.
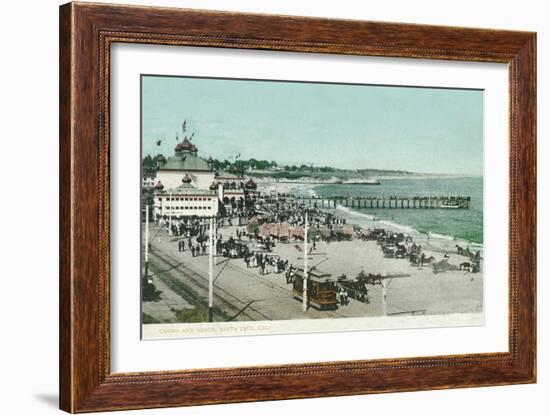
[223,261,352,319]
[149,249,271,322]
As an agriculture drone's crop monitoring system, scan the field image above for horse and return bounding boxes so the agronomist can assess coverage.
[420,255,435,266]
[366,273,383,285]
[455,244,464,255]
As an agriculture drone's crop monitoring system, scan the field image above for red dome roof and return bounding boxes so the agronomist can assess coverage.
[245,178,257,189]
[175,137,197,152]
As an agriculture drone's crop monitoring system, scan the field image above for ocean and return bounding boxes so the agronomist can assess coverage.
[310,176,483,247]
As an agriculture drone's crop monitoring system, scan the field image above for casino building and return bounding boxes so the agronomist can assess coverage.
[150,132,258,220]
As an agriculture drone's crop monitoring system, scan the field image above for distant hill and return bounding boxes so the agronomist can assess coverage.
[245,168,422,181]
[143,154,433,179]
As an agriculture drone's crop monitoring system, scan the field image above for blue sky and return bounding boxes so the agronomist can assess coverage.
[141,75,483,175]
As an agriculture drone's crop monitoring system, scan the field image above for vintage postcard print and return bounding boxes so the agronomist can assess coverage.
[140,75,484,339]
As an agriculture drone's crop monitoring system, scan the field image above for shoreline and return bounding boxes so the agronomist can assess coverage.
[256,179,483,255]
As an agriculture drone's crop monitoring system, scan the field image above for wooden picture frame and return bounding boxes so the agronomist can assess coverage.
[59,2,536,412]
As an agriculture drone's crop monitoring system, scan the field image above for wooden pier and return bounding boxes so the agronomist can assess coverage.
[280,195,471,209]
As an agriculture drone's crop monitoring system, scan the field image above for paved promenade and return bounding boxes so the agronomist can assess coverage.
[143,223,382,323]
[143,221,482,325]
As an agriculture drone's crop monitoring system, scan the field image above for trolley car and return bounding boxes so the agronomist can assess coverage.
[292,268,338,310]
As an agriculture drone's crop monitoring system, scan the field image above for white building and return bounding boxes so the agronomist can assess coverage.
[148,130,258,219]
[153,179,219,219]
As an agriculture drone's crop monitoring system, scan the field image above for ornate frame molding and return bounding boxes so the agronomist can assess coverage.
[60,2,536,412]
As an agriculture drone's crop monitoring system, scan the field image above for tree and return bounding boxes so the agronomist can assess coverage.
[142,154,158,173]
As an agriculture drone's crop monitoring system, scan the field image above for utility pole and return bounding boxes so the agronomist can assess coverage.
[381,280,388,317]
[144,204,149,280]
[208,216,215,322]
[373,274,411,316]
[303,210,308,312]
[168,191,172,236]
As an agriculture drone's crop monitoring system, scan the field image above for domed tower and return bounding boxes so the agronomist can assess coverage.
[175,137,197,155]
[209,180,218,190]
[155,123,215,191]
[154,181,164,191]
[245,178,257,190]
[182,173,192,184]
[207,156,214,171]
[156,154,166,169]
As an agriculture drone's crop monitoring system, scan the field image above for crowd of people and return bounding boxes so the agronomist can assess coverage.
[258,198,346,229]
[158,217,211,239]
[154,192,481,318]
[244,252,289,275]
[216,236,249,258]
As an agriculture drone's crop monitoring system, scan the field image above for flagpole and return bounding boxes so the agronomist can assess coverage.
[303,210,308,312]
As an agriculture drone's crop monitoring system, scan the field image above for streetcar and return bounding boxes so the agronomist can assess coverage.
[292,268,338,310]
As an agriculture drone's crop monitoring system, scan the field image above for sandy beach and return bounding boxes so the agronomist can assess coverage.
[144,218,483,326]
[255,180,483,316]
[219,225,483,317]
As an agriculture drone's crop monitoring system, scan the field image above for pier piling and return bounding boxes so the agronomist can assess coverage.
[284,195,470,210]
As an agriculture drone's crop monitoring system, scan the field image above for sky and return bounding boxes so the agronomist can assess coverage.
[141,75,483,175]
